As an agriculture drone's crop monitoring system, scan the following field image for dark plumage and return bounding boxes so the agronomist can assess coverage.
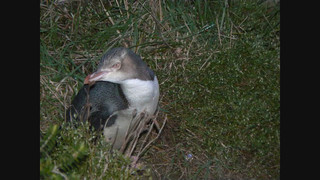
[66,81,128,131]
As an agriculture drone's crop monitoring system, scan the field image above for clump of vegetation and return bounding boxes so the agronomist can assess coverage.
[40,122,152,179]
[40,0,279,179]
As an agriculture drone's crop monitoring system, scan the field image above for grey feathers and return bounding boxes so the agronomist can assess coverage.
[66,82,128,131]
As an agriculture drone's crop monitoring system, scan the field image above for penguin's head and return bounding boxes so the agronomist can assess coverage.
[84,47,152,85]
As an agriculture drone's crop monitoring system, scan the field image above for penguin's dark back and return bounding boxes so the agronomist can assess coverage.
[66,81,129,131]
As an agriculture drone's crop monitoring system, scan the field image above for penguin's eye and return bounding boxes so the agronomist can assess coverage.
[112,63,121,69]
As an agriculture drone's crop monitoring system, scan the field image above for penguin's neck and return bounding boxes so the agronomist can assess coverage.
[119,76,159,115]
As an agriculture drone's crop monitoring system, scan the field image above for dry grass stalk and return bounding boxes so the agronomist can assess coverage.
[111,108,168,167]
[216,17,222,46]
[124,0,129,18]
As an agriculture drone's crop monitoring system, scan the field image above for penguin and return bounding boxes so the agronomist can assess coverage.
[66,47,159,149]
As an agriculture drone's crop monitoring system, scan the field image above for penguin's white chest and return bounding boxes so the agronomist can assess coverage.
[121,76,159,115]
[103,76,160,149]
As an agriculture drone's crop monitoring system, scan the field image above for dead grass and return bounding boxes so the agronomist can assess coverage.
[41,0,280,179]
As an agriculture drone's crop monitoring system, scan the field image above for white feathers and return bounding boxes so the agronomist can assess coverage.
[103,76,160,149]
[103,110,135,149]
[120,76,159,115]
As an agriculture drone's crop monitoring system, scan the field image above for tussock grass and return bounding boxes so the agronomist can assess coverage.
[40,0,280,179]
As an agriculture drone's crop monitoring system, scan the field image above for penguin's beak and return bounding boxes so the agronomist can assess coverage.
[84,71,109,85]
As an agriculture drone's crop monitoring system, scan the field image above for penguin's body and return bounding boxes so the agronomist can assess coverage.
[66,47,159,149]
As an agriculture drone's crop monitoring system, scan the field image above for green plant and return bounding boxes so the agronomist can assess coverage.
[40,0,279,179]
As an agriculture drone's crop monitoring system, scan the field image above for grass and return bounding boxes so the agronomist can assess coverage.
[40,0,280,179]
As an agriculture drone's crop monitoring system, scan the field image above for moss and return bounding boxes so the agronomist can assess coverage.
[40,0,279,179]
